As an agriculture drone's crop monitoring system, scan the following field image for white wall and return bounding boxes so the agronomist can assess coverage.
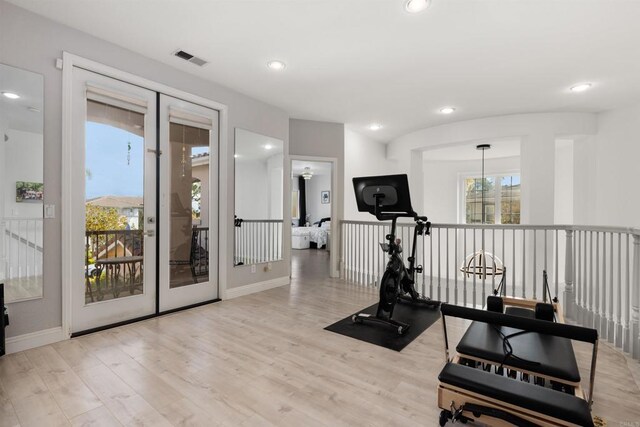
[422,156,521,223]
[305,174,331,224]
[554,140,574,224]
[235,159,268,219]
[343,129,399,220]
[574,103,640,227]
[3,129,43,219]
[267,154,283,219]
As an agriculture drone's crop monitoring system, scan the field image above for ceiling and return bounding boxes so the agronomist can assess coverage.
[0,63,43,134]
[292,160,332,177]
[423,138,520,161]
[9,0,640,141]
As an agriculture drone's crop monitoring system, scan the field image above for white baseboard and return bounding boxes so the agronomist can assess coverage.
[224,276,290,300]
[6,326,67,354]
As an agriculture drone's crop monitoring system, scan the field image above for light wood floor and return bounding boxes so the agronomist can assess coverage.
[1,249,639,426]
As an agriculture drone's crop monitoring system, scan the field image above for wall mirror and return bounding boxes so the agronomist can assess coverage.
[234,128,283,266]
[0,63,44,302]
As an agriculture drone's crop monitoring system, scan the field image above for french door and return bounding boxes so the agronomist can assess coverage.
[158,95,218,311]
[70,68,218,333]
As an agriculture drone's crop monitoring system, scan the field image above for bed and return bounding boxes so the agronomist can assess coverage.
[292,223,330,249]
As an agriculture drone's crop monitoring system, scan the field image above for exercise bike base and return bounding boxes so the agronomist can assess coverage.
[397,294,441,308]
[352,313,410,335]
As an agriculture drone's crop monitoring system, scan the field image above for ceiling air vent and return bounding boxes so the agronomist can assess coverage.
[173,50,208,67]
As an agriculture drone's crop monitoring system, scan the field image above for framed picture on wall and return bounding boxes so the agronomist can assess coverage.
[321,190,330,204]
[16,181,44,203]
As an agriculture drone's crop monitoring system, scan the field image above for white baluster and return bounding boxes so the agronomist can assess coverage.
[564,229,575,319]
[631,234,640,359]
[615,233,623,348]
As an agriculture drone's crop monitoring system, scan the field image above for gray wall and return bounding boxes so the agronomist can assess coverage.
[289,119,344,274]
[0,1,290,337]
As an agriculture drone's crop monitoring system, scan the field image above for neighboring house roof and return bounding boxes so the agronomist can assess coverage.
[192,152,209,167]
[87,196,144,209]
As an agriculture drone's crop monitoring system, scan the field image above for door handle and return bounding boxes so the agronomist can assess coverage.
[143,230,155,237]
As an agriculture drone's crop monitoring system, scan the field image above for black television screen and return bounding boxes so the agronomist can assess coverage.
[352,174,414,217]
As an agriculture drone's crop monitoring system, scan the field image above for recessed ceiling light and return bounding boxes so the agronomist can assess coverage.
[369,123,382,131]
[264,144,273,150]
[405,0,430,14]
[439,106,456,114]
[234,154,239,158]
[2,92,20,100]
[570,83,592,93]
[267,60,286,71]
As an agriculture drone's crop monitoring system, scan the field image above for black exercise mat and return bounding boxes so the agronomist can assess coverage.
[324,302,441,351]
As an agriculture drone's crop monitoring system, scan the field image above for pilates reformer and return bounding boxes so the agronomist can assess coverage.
[459,270,579,391]
[437,304,599,426]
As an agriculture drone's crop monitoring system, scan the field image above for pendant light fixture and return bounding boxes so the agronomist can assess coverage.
[301,167,313,180]
[460,144,504,279]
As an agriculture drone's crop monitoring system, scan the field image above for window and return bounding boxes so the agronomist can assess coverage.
[463,174,520,224]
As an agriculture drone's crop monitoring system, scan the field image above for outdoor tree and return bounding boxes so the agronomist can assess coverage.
[191,180,202,220]
[85,204,127,232]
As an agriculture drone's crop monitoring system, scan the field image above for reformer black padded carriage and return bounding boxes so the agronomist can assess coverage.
[437,304,599,426]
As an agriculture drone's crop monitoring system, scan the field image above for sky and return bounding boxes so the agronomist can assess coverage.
[85,122,144,200]
[85,122,210,200]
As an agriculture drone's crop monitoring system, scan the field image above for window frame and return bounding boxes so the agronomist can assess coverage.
[459,171,521,225]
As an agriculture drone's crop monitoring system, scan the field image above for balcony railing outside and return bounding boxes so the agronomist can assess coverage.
[339,220,640,361]
[84,226,209,302]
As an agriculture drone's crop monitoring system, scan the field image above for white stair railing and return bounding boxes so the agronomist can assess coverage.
[234,219,283,266]
[0,218,44,295]
[339,221,640,360]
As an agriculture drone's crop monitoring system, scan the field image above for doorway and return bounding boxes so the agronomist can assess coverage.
[290,158,337,280]
[69,67,219,334]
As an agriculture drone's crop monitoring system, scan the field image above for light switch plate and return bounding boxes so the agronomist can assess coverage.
[44,204,55,218]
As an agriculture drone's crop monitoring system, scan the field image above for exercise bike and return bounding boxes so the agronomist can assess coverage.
[351,174,440,335]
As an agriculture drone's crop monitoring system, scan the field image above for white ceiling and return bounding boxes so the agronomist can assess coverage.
[292,160,332,177]
[9,0,640,141]
[0,63,43,134]
[235,128,283,161]
[423,138,520,161]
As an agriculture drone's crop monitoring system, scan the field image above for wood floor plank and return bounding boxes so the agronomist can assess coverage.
[70,406,122,427]
[25,346,102,418]
[12,392,70,427]
[0,398,20,427]
[0,353,48,401]
[76,364,172,427]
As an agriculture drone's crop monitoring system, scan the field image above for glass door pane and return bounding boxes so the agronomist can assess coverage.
[169,122,209,288]
[85,100,145,303]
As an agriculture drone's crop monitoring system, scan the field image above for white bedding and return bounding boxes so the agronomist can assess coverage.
[292,226,330,248]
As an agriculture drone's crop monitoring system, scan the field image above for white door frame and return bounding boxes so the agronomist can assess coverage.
[61,52,229,337]
[289,155,339,278]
